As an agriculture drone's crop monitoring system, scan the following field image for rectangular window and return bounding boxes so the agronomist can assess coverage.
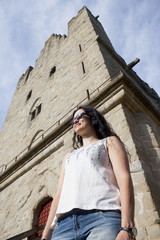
[79,44,82,52]
[26,90,32,101]
[49,66,56,77]
[82,62,85,74]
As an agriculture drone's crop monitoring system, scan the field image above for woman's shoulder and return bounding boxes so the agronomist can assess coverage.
[106,136,122,148]
[106,136,119,142]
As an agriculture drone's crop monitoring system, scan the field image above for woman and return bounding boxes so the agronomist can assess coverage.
[41,106,137,240]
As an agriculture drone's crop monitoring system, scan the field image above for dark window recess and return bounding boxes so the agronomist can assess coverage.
[31,109,36,121]
[30,104,42,121]
[49,66,56,77]
[37,199,52,237]
[26,90,32,101]
[82,62,85,74]
[79,44,82,52]
[37,104,42,115]
[87,89,90,100]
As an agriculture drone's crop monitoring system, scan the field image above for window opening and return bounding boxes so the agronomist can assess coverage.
[37,104,42,115]
[79,44,82,52]
[26,90,32,101]
[31,109,36,121]
[37,199,52,236]
[86,89,90,100]
[29,99,42,122]
[82,62,85,74]
[49,66,56,77]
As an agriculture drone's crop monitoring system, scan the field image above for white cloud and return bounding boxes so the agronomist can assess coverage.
[0,0,160,130]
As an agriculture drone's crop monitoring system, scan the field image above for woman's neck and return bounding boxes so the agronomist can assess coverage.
[82,135,99,147]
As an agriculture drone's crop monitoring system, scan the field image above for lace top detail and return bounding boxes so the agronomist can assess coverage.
[51,138,121,228]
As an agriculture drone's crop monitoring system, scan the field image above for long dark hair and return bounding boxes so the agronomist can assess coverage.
[72,105,121,149]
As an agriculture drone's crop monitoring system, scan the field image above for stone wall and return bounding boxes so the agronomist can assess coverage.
[0,7,118,166]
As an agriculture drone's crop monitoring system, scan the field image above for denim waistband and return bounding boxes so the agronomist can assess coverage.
[57,209,121,222]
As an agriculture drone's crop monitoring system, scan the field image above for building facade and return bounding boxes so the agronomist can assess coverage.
[0,6,160,240]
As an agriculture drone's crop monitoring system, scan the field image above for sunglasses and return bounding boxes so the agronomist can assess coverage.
[71,112,89,126]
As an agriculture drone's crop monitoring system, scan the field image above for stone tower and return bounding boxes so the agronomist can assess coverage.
[0,6,160,240]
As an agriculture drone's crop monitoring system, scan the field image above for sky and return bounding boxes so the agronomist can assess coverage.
[0,0,160,130]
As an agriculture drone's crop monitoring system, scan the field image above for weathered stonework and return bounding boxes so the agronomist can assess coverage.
[0,6,160,240]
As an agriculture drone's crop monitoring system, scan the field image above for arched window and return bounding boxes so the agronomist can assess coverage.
[29,198,53,239]
[37,199,52,236]
[28,130,44,150]
[29,98,42,122]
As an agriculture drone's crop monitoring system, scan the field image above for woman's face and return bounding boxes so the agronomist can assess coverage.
[72,109,93,136]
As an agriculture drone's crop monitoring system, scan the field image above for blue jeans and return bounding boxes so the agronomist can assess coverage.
[51,210,121,240]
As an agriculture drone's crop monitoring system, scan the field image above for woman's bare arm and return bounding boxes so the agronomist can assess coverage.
[107,136,135,239]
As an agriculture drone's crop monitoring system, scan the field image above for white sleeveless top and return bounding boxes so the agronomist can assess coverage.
[51,138,121,228]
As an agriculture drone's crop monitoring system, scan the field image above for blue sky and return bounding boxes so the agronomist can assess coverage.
[0,0,160,130]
